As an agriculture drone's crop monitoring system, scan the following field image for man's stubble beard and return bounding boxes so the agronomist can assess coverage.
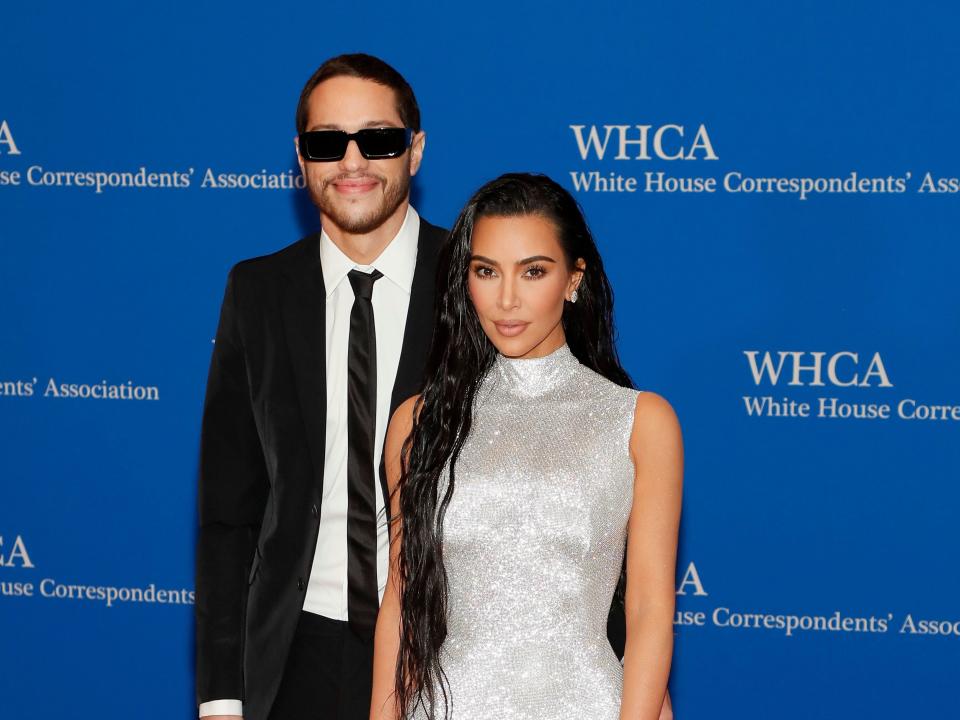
[310,168,411,235]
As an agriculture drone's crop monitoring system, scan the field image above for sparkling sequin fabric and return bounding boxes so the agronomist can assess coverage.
[410,343,640,720]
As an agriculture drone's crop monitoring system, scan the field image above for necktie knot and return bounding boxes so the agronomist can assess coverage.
[348,268,383,300]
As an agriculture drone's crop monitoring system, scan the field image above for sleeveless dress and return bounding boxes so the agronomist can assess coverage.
[410,343,641,720]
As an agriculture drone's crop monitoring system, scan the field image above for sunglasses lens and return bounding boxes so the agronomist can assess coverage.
[300,131,348,161]
[299,128,411,161]
[356,128,411,158]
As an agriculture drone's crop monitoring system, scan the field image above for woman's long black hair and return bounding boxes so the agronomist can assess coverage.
[392,173,633,719]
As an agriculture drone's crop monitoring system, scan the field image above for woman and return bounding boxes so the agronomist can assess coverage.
[370,173,682,720]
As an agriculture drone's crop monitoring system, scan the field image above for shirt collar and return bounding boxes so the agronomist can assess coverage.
[319,205,420,298]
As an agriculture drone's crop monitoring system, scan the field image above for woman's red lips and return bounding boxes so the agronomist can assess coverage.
[493,320,529,337]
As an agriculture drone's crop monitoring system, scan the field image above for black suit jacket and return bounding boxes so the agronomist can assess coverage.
[195,218,447,720]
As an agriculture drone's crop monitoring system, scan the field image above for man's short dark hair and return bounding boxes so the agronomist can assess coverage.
[295,53,421,134]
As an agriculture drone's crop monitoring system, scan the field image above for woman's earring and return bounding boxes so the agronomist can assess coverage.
[570,289,579,304]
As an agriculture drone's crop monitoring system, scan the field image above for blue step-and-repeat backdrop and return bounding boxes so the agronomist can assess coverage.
[2,3,957,718]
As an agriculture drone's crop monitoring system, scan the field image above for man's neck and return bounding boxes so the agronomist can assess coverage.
[321,200,410,266]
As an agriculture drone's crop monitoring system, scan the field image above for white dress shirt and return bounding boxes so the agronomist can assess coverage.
[199,206,420,718]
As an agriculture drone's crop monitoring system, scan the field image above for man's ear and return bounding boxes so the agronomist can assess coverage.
[294,134,306,176]
[409,130,426,177]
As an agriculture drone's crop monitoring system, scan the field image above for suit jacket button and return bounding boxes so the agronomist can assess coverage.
[297,577,305,591]
[311,504,319,519]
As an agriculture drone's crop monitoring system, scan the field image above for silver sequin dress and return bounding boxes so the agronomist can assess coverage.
[410,343,640,720]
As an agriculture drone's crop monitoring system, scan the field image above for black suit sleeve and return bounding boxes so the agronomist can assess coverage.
[195,265,270,705]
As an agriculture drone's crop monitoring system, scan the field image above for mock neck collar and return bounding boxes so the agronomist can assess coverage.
[491,343,579,397]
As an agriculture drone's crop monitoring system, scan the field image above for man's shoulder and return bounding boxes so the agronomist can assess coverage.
[416,216,448,268]
[227,233,320,284]
[418,216,448,245]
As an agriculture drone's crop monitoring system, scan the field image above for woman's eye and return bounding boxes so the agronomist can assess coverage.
[473,265,496,278]
[524,265,547,278]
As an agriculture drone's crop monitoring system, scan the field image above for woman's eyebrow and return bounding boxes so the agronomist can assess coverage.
[517,255,557,265]
[469,255,558,266]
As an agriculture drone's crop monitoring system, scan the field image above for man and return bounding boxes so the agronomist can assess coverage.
[195,53,674,720]
[195,54,445,720]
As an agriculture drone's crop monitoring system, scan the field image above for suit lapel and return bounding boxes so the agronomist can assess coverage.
[281,234,328,495]
[389,222,441,417]
[377,222,442,525]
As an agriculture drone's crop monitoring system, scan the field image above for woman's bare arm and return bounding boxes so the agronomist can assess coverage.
[369,395,419,720]
[619,392,684,720]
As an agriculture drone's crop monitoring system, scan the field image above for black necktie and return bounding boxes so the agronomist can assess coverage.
[346,268,383,639]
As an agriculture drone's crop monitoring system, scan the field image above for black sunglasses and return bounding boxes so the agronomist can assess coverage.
[298,127,413,161]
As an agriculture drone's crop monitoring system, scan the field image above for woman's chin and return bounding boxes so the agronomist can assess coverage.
[486,335,534,359]
[486,332,557,360]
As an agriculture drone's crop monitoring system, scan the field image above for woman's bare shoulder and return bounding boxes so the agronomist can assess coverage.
[384,394,422,492]
[388,393,421,438]
[629,391,682,452]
